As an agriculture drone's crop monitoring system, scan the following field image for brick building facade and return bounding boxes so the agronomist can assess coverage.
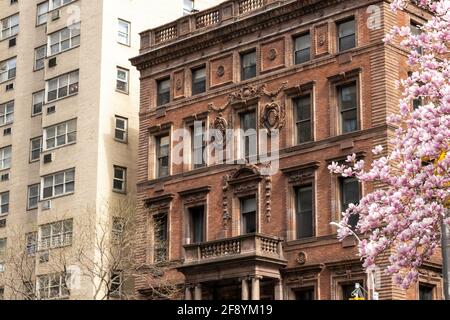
[131,0,443,300]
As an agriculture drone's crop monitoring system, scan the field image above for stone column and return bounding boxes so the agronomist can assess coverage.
[185,285,193,300]
[241,277,249,300]
[194,284,202,300]
[251,276,262,300]
[274,279,283,300]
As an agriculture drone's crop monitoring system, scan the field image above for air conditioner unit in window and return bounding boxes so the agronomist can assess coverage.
[0,218,6,228]
[43,153,54,164]
[3,127,11,136]
[5,83,14,91]
[48,57,57,68]
[52,10,60,21]
[42,200,52,210]
[0,173,10,182]
[8,38,16,48]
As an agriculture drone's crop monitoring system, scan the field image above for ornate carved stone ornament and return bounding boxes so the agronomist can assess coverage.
[145,194,175,214]
[211,115,229,146]
[296,251,307,265]
[281,161,320,185]
[268,48,277,61]
[261,102,285,134]
[179,186,211,205]
[217,65,225,77]
[175,79,183,91]
[318,33,326,47]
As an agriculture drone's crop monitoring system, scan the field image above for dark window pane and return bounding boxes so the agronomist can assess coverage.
[294,34,311,64]
[338,83,358,133]
[341,283,357,300]
[419,284,434,300]
[338,19,356,51]
[189,207,205,243]
[241,197,256,234]
[295,287,315,300]
[241,51,257,80]
[157,79,171,106]
[192,68,206,95]
[296,186,314,239]
[340,178,360,229]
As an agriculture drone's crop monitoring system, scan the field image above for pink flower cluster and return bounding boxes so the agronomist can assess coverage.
[329,0,450,288]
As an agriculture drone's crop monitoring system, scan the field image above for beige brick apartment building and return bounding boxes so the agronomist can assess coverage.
[131,0,443,300]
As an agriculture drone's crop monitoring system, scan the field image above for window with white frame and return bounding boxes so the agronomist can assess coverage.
[30,137,42,162]
[0,238,6,273]
[44,119,77,150]
[114,116,128,142]
[28,184,40,210]
[42,169,75,199]
[37,1,49,26]
[38,219,73,250]
[0,146,11,171]
[1,14,19,41]
[32,91,44,116]
[112,217,124,243]
[118,19,130,45]
[48,25,80,56]
[34,45,46,71]
[0,101,14,126]
[37,273,70,300]
[113,166,127,193]
[0,57,17,83]
[0,192,9,216]
[46,70,79,102]
[116,67,129,93]
[26,232,37,256]
[50,0,75,10]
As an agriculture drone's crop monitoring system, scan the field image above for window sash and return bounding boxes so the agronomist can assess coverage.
[30,137,43,162]
[294,34,311,64]
[0,101,14,126]
[0,58,17,83]
[113,167,126,192]
[118,19,130,45]
[35,46,47,70]
[340,178,360,229]
[157,135,170,178]
[46,71,79,102]
[191,124,206,169]
[338,83,358,133]
[241,197,257,234]
[0,14,19,40]
[296,185,314,239]
[32,91,45,115]
[116,68,129,92]
[48,25,80,56]
[114,117,128,141]
[0,146,11,171]
[28,185,40,210]
[241,51,257,80]
[37,2,49,25]
[0,192,9,215]
[44,119,77,150]
[192,68,206,95]
[338,20,356,52]
[157,79,170,106]
[42,170,75,199]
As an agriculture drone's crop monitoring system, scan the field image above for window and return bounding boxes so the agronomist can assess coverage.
[192,67,206,95]
[32,91,45,116]
[191,122,206,169]
[46,70,79,102]
[293,95,312,144]
[0,14,19,40]
[37,273,70,300]
[28,184,40,210]
[48,25,80,56]
[37,2,49,26]
[338,82,358,133]
[157,78,170,106]
[30,137,43,162]
[116,67,129,93]
[113,166,127,193]
[42,169,75,199]
[337,18,356,52]
[340,177,360,229]
[34,45,46,71]
[38,219,73,250]
[296,185,314,239]
[110,271,123,296]
[0,57,17,83]
[241,50,257,80]
[0,146,11,171]
[0,287,3,300]
[26,232,37,256]
[240,111,257,159]
[295,287,315,300]
[294,33,311,64]
[153,213,168,263]
[188,206,205,244]
[114,116,128,142]
[419,283,434,300]
[241,197,257,234]
[0,192,9,216]
[156,135,170,178]
[50,0,74,10]
[112,217,124,243]
[0,101,14,126]
[44,119,77,150]
[410,22,423,54]
[0,238,5,273]
[341,282,361,300]
[118,19,130,45]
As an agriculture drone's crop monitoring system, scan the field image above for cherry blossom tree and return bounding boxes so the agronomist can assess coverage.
[329,0,450,289]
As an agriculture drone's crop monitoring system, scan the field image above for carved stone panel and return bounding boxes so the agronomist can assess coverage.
[173,70,185,99]
[261,38,285,72]
[210,54,233,88]
[314,23,329,56]
[261,102,285,134]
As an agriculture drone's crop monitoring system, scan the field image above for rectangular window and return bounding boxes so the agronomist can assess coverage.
[294,33,311,64]
[110,271,123,296]
[0,238,5,273]
[191,123,206,169]
[410,22,423,54]
[241,197,257,234]
[192,67,206,95]
[48,25,80,56]
[118,19,130,45]
[295,287,315,300]
[419,283,435,300]
[114,116,128,142]
[0,14,19,41]
[50,0,75,10]
[153,213,168,263]
[46,70,79,102]
[26,232,37,256]
[30,137,43,162]
[113,166,127,193]
[337,19,356,52]
[0,287,3,300]
[240,111,257,159]
[38,219,73,250]
[188,206,205,244]
[28,184,40,210]
[112,217,124,243]
[338,82,358,134]
[37,273,70,300]
[0,146,11,171]
[340,177,360,229]
[341,282,361,300]
[241,50,257,80]
[296,185,314,239]
[42,169,75,200]
[37,2,49,26]
[0,57,17,83]
[44,119,77,150]
[156,135,170,178]
[116,67,129,93]
[34,45,46,71]
[157,78,170,106]
[0,192,9,216]
[0,101,14,126]
[32,91,45,116]
[293,95,312,144]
